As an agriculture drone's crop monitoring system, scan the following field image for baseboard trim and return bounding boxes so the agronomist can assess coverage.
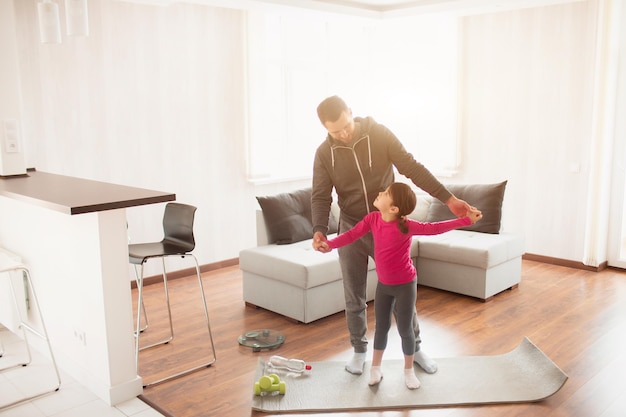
[132,254,610,288]
[522,253,608,272]
[130,258,239,288]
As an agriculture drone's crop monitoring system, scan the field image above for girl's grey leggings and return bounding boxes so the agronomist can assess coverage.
[373,278,417,356]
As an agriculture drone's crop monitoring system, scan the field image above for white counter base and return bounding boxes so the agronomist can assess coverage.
[0,196,143,405]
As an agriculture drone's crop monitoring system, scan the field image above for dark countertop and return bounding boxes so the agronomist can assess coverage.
[0,170,175,215]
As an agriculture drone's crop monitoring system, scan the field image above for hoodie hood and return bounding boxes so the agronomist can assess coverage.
[325,116,374,171]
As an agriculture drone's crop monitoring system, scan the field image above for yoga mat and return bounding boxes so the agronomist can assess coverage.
[251,337,567,413]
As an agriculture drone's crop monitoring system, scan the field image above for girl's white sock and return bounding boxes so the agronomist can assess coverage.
[404,368,421,389]
[369,365,383,386]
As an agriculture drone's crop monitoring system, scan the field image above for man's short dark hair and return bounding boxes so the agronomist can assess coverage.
[317,95,348,125]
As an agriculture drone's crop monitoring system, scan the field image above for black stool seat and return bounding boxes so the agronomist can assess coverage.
[129,240,194,264]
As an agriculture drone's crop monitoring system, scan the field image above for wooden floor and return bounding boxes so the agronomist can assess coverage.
[134,260,626,417]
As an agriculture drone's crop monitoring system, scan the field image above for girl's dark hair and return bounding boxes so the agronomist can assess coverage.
[388,182,417,234]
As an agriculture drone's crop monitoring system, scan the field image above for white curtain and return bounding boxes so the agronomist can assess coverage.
[583,0,622,267]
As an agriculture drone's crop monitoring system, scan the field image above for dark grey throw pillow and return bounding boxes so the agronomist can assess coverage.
[256,188,338,244]
[425,181,507,234]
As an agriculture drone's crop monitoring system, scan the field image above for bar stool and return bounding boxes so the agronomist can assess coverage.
[129,202,216,387]
[0,247,61,410]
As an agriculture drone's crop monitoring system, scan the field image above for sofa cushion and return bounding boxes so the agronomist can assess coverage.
[416,230,524,269]
[426,181,507,234]
[239,237,376,289]
[256,188,338,245]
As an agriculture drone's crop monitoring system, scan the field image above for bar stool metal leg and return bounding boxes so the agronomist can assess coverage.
[134,254,216,387]
[134,259,174,351]
[132,265,151,334]
[0,259,61,410]
[129,225,149,333]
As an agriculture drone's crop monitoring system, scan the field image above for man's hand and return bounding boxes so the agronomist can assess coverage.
[312,231,327,251]
[316,241,332,253]
[446,195,481,218]
[467,207,483,224]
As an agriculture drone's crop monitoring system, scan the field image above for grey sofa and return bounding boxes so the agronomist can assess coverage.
[239,182,525,323]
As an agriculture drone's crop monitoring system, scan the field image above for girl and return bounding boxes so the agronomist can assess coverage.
[317,182,481,389]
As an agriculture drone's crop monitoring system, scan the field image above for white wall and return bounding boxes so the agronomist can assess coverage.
[458,1,596,262]
[10,0,309,279]
[3,0,620,270]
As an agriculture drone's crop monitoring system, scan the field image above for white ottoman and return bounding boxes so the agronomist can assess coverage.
[239,238,378,323]
[415,230,525,301]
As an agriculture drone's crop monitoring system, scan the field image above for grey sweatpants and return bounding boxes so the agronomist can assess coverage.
[337,215,422,354]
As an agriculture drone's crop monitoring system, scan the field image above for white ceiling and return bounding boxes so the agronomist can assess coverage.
[121,0,583,18]
[262,0,583,16]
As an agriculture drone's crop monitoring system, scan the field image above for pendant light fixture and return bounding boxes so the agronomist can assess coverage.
[37,0,62,44]
[65,0,89,37]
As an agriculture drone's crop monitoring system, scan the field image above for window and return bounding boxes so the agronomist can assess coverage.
[245,10,460,183]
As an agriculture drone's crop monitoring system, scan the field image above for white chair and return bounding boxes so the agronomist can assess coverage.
[0,247,61,410]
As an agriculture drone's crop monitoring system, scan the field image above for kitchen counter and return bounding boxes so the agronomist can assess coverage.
[0,169,175,214]
[0,170,175,405]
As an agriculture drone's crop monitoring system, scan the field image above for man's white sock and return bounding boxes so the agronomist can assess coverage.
[414,350,438,374]
[345,352,367,375]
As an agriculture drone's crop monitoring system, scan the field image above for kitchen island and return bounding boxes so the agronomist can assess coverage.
[0,170,175,405]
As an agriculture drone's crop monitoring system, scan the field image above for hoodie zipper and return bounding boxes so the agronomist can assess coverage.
[331,135,372,215]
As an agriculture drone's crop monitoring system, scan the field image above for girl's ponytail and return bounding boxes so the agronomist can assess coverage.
[388,183,417,234]
[398,216,409,234]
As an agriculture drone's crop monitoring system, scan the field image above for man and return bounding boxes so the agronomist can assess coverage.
[311,95,475,375]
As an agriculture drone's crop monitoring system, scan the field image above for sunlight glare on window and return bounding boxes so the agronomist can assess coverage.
[246,11,460,182]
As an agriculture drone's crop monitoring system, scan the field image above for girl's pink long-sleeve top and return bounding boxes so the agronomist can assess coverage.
[327,212,472,285]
